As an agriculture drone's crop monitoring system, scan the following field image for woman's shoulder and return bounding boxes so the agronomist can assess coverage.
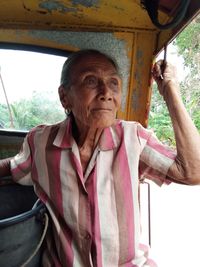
[117,119,145,130]
[28,119,66,137]
[117,119,153,140]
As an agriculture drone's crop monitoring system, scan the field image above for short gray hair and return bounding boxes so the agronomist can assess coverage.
[60,49,120,89]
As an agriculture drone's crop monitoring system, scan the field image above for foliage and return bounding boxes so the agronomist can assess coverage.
[0,90,65,131]
[149,14,200,147]
[148,84,175,147]
[175,16,200,71]
[0,103,9,128]
[175,15,200,130]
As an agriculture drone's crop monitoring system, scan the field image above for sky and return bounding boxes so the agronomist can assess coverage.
[157,42,189,82]
[0,49,66,104]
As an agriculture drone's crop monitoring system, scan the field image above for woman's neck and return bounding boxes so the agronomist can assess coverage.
[72,116,103,148]
[72,117,103,173]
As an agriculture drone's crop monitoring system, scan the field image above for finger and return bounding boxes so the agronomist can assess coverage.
[152,63,162,78]
[156,59,164,66]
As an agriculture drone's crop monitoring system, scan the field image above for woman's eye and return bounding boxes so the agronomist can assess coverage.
[84,75,98,87]
[108,78,119,89]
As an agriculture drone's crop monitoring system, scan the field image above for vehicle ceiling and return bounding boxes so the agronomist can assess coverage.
[0,1,198,32]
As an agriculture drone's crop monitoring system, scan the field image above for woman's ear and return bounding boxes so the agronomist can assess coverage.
[58,85,71,109]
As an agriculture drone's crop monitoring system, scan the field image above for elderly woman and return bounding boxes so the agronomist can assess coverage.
[0,49,200,267]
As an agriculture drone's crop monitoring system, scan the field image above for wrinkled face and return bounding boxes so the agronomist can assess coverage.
[61,54,122,129]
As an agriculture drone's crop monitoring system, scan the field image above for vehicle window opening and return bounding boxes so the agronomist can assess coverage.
[0,47,68,131]
[141,13,200,267]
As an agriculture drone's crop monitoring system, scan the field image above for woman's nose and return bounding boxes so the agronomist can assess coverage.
[98,81,112,101]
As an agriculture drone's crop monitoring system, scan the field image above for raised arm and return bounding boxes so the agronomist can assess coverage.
[152,61,200,185]
[0,158,12,178]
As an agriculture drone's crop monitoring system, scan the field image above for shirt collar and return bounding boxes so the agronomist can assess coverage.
[53,117,121,151]
[53,117,74,149]
[98,121,121,151]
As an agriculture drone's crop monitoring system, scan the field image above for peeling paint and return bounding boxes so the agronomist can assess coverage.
[136,49,143,66]
[38,0,99,13]
[28,30,130,111]
[132,72,142,111]
[23,1,48,14]
[39,0,77,13]
[131,49,144,110]
[71,0,99,8]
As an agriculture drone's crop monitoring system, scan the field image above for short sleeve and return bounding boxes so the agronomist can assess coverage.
[10,134,33,185]
[138,125,176,186]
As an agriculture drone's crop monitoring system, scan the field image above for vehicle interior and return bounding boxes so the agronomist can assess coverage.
[0,1,199,266]
[0,0,199,155]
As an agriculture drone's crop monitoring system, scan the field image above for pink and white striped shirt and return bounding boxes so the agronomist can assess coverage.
[11,117,176,267]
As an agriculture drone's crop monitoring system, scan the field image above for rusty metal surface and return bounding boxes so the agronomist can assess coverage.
[127,31,156,125]
[0,0,198,33]
[0,0,157,31]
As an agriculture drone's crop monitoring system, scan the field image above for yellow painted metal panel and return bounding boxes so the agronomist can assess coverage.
[0,29,77,51]
[114,32,135,120]
[0,1,199,54]
[126,31,157,126]
[0,0,156,31]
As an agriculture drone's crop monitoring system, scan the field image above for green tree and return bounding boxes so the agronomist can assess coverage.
[149,84,175,147]
[0,103,9,128]
[175,15,200,131]
[149,14,200,147]
[0,90,65,130]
